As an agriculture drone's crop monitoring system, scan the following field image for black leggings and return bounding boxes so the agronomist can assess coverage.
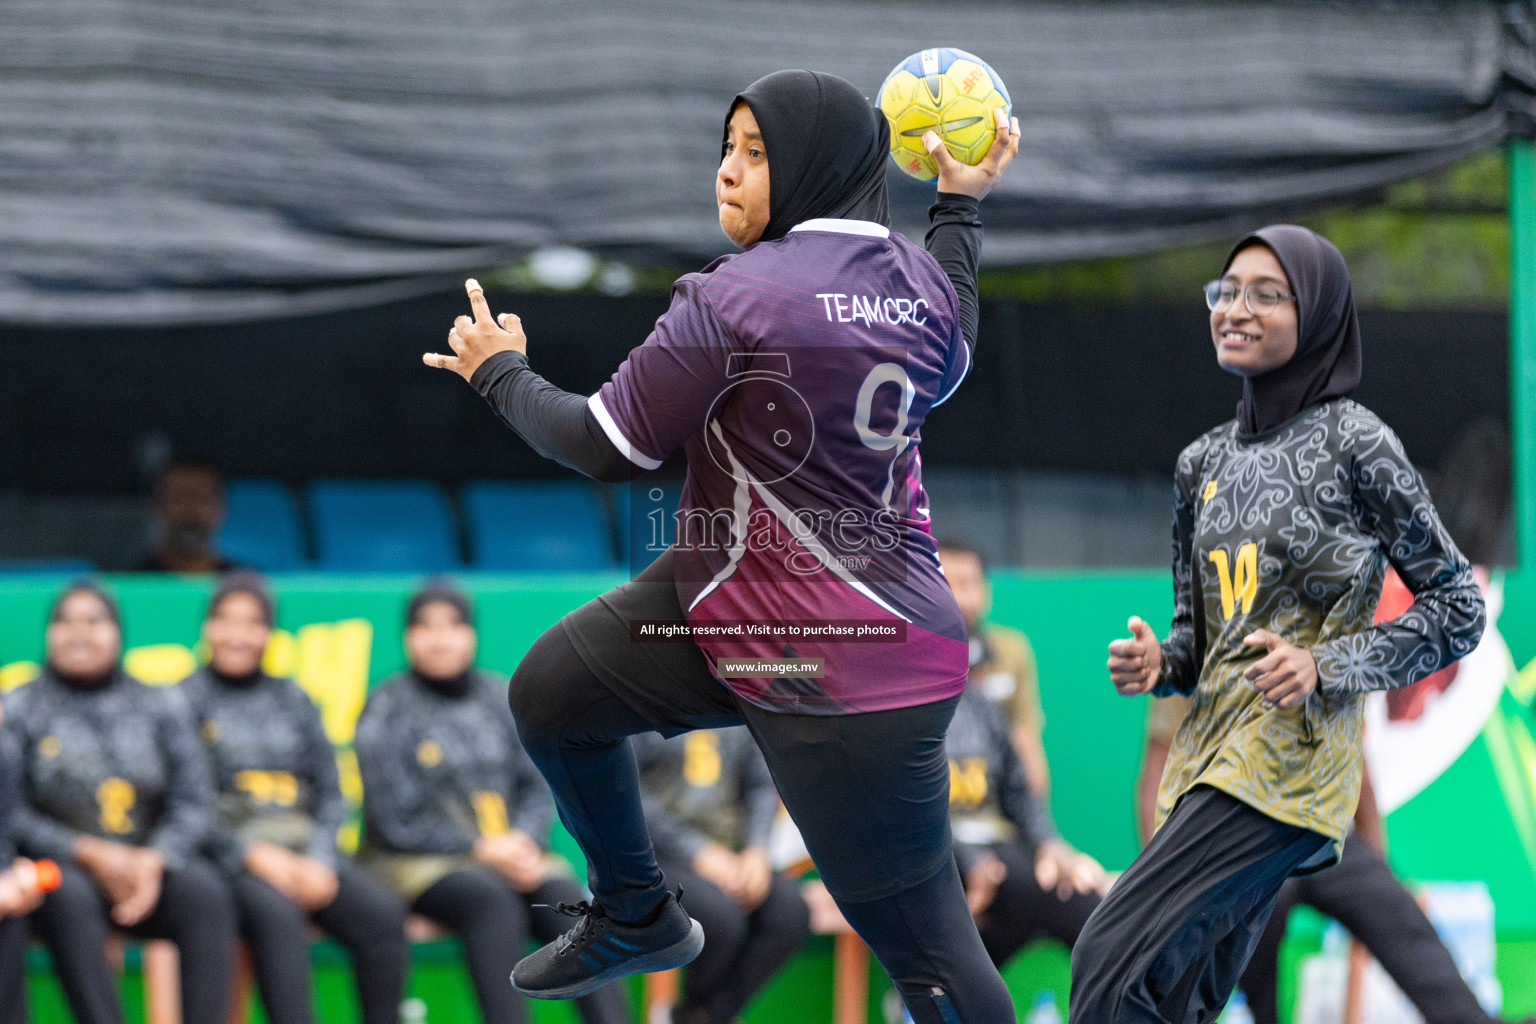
[234,860,408,1024]
[0,915,26,1024]
[411,867,630,1024]
[967,841,1099,966]
[1239,837,1495,1024]
[507,551,1015,1024]
[31,858,237,1024]
[657,861,809,1024]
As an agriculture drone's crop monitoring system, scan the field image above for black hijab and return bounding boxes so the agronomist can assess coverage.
[406,579,473,629]
[46,579,123,690]
[48,578,121,629]
[208,570,275,627]
[406,579,475,698]
[1222,225,1363,436]
[729,70,890,243]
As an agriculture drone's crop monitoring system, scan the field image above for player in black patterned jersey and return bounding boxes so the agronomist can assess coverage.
[5,581,237,1024]
[180,574,407,1024]
[1073,227,1485,1024]
[354,583,628,1024]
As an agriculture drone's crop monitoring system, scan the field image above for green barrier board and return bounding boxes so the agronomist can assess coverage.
[2,570,1532,1021]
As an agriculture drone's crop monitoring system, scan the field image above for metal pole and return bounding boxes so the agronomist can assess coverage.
[1512,139,1536,571]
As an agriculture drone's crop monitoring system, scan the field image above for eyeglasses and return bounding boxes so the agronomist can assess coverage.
[1204,280,1297,317]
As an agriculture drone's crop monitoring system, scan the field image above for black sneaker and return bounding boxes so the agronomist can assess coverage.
[512,889,705,1000]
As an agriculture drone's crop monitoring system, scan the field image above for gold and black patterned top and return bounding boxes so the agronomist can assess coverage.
[1153,398,1483,867]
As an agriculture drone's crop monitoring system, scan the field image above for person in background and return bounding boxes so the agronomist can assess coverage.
[946,665,1103,969]
[936,539,1050,799]
[4,580,236,1024]
[179,573,408,1024]
[0,710,50,1024]
[633,726,809,1024]
[137,456,239,573]
[354,582,629,1024]
[1140,695,1533,1024]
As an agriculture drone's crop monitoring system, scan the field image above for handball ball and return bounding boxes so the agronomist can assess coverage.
[879,48,1011,182]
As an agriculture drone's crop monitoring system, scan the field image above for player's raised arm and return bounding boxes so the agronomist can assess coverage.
[424,278,633,483]
[921,108,1020,358]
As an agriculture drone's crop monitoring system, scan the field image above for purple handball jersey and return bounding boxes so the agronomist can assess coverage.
[590,219,972,714]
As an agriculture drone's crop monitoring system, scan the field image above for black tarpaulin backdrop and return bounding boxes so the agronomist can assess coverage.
[2,0,1534,326]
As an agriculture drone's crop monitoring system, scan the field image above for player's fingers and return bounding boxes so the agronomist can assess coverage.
[1129,617,1155,641]
[1107,638,1142,658]
[1258,664,1301,698]
[1244,651,1284,681]
[454,314,475,337]
[465,278,493,325]
[422,352,461,372]
[1261,674,1302,706]
[922,131,961,174]
[1271,685,1305,710]
[498,312,521,332]
[986,107,1012,156]
[971,108,1013,177]
[1243,629,1282,651]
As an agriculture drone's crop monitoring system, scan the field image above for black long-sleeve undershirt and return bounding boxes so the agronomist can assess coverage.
[471,194,983,482]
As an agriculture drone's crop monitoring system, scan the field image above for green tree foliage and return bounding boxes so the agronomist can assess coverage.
[979,151,1510,310]
[484,151,1512,311]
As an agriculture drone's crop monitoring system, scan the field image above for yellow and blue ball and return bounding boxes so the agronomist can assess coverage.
[878,48,1011,182]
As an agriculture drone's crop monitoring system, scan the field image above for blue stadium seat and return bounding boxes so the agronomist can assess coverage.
[219,479,307,571]
[614,480,683,571]
[308,480,459,573]
[463,481,615,571]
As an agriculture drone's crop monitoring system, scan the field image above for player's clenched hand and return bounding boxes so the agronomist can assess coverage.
[1242,629,1318,710]
[423,278,527,382]
[1107,616,1161,695]
[924,107,1020,201]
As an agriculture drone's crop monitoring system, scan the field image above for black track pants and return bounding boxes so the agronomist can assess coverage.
[1239,837,1495,1024]
[31,859,237,1024]
[1069,786,1330,1024]
[234,860,408,1024]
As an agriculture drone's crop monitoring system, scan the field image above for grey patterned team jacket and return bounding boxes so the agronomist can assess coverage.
[1152,399,1484,866]
[3,670,214,868]
[178,668,348,875]
[353,671,553,900]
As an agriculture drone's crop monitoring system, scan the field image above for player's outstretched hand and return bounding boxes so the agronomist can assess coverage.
[924,107,1020,201]
[1242,629,1318,710]
[1107,616,1161,696]
[423,278,527,382]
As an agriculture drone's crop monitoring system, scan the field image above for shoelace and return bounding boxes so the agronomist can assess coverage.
[531,886,688,955]
[530,900,606,954]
